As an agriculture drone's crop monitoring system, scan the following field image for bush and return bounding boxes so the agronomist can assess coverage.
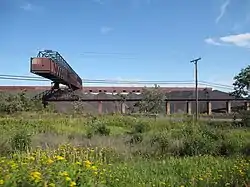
[129,133,143,144]
[239,110,250,127]
[0,91,50,114]
[87,120,111,138]
[10,130,32,152]
[128,121,151,135]
[0,141,12,156]
[95,124,110,136]
[147,122,233,157]
[241,143,250,156]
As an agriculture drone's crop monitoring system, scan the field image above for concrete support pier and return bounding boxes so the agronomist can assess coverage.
[186,102,192,115]
[226,101,231,114]
[166,102,170,115]
[245,102,250,111]
[207,101,212,115]
[121,102,126,114]
[98,101,102,114]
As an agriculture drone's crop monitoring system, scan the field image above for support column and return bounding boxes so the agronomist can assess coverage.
[98,101,103,114]
[121,102,126,114]
[186,101,192,115]
[166,101,170,115]
[207,101,212,115]
[245,102,250,111]
[226,101,231,114]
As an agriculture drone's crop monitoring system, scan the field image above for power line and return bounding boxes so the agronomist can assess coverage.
[0,76,48,82]
[0,74,234,90]
[0,74,44,80]
[81,52,137,55]
[0,74,234,88]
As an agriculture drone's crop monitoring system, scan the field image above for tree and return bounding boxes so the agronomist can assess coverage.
[231,65,250,98]
[135,84,166,114]
[0,91,48,114]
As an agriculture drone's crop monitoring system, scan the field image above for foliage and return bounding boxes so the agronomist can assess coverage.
[10,130,31,152]
[239,110,250,127]
[231,65,250,97]
[0,144,249,187]
[72,101,85,114]
[134,84,166,114]
[0,91,52,114]
[0,114,250,186]
[86,120,111,138]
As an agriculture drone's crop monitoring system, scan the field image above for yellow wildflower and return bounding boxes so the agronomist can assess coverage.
[10,163,17,170]
[239,170,245,176]
[27,156,35,161]
[55,155,65,161]
[65,177,71,182]
[70,182,76,187]
[59,171,68,177]
[30,171,42,183]
[0,180,4,185]
[84,160,92,168]
[47,158,54,164]
[91,165,97,171]
[84,160,92,165]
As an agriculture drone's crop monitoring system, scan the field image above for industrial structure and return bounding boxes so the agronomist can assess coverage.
[30,50,82,103]
[0,86,211,94]
[0,50,249,115]
[30,50,82,90]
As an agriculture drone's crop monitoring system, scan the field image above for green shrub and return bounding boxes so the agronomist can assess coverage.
[129,133,143,144]
[0,91,47,114]
[95,123,110,136]
[239,110,250,127]
[87,120,111,137]
[0,140,12,156]
[10,130,31,152]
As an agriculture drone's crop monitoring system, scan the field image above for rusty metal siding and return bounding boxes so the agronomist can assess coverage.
[31,58,51,73]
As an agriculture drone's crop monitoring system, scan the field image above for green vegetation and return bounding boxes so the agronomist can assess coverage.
[0,91,54,114]
[0,113,249,186]
[134,84,166,113]
[0,80,250,186]
[231,65,250,98]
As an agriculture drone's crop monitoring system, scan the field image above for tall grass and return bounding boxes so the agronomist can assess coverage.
[0,113,250,186]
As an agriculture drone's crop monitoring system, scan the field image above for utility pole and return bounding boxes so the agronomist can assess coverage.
[190,57,201,122]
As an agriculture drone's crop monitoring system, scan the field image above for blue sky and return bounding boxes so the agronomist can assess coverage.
[1,0,250,90]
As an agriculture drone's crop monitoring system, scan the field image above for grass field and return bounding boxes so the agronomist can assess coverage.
[0,112,250,186]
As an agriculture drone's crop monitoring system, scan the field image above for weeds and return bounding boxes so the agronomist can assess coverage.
[0,114,250,186]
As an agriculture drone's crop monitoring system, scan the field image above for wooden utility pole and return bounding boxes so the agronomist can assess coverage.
[190,57,201,122]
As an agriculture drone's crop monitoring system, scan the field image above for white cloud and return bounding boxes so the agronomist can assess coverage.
[20,2,42,12]
[216,0,230,23]
[205,33,250,48]
[100,26,113,35]
[20,2,33,11]
[220,33,250,47]
[204,38,222,46]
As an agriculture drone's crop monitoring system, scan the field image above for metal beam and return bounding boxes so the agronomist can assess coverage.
[47,98,250,102]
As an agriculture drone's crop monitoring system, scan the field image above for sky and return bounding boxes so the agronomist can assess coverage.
[1,0,250,91]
